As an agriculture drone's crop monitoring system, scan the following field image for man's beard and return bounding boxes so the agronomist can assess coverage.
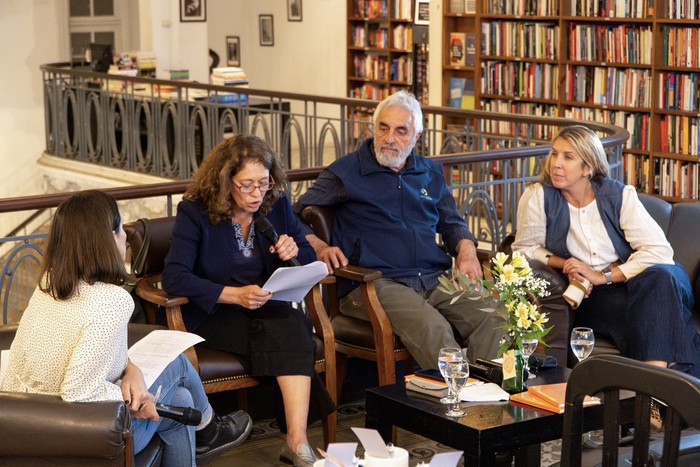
[374,143,410,169]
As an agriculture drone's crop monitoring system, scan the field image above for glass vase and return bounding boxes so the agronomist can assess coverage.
[501,347,525,394]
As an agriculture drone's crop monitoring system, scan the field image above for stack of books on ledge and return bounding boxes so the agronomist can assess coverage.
[210,67,249,104]
[510,382,600,414]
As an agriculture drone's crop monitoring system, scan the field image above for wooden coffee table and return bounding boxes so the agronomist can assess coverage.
[365,366,627,466]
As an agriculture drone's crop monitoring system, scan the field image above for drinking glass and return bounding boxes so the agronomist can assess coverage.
[521,338,538,380]
[570,327,595,362]
[570,327,598,446]
[438,347,464,404]
[445,361,469,417]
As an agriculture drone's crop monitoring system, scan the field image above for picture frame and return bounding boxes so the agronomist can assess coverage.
[226,36,240,67]
[259,15,274,46]
[287,0,302,21]
[180,0,206,22]
[414,0,430,25]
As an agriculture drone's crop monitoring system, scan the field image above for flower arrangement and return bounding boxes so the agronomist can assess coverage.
[438,251,552,357]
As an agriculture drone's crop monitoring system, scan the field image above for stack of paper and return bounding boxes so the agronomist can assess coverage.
[211,67,249,85]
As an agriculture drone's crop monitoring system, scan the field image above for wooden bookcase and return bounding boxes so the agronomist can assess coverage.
[439,0,700,202]
[347,0,419,101]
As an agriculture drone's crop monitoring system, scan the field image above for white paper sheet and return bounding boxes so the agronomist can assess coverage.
[128,330,204,388]
[428,451,464,467]
[351,427,391,458]
[261,261,328,302]
[0,349,9,387]
[459,382,510,402]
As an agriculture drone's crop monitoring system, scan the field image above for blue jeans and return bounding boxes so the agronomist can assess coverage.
[131,354,212,467]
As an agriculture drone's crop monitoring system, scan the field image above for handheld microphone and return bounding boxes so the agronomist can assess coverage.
[254,217,302,267]
[155,403,202,426]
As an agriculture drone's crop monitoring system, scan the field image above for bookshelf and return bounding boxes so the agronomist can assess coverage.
[439,0,700,201]
[347,0,423,101]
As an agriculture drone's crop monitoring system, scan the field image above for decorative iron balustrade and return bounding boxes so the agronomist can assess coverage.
[0,64,629,323]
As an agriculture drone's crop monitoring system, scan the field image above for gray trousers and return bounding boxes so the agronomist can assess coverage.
[340,278,504,370]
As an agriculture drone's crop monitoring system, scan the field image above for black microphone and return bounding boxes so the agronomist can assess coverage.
[155,403,202,426]
[254,217,302,267]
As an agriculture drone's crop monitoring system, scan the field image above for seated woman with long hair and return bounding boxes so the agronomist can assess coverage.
[162,135,335,467]
[1,190,252,466]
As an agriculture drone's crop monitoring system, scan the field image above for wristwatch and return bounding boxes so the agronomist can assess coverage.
[602,267,613,285]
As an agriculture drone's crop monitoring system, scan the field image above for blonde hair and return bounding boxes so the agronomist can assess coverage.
[537,125,610,184]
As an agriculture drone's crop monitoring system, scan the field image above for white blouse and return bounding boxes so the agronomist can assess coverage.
[1,281,133,402]
[511,183,674,280]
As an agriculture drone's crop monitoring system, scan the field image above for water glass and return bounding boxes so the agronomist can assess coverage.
[438,347,464,404]
[570,327,595,362]
[521,338,538,379]
[445,361,469,417]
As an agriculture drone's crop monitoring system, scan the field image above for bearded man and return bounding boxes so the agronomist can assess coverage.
[293,91,503,370]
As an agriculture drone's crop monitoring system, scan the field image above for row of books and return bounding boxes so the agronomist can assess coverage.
[572,0,653,18]
[623,154,650,192]
[349,82,391,101]
[448,78,475,109]
[564,106,650,151]
[350,25,388,48]
[565,65,651,108]
[449,0,476,14]
[481,61,559,101]
[390,56,413,83]
[665,0,700,19]
[478,104,557,142]
[658,72,700,112]
[659,114,700,155]
[662,26,700,68]
[448,33,475,67]
[481,21,559,61]
[654,158,700,200]
[351,54,389,81]
[484,0,555,16]
[392,0,412,20]
[568,23,653,65]
[350,0,387,19]
[392,24,413,51]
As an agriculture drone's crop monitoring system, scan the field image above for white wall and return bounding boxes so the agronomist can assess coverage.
[0,1,64,202]
[207,0,346,98]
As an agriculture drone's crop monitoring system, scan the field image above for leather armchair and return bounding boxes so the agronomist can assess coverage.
[301,205,413,391]
[0,324,164,467]
[124,217,337,445]
[526,194,700,365]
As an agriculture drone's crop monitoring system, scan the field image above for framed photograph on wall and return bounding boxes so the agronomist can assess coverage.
[180,0,207,22]
[226,36,240,67]
[414,0,430,25]
[287,0,302,21]
[259,15,274,46]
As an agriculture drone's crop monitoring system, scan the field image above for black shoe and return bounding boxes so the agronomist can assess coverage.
[195,410,253,465]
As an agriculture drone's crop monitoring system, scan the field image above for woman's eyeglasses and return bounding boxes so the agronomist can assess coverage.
[233,180,275,194]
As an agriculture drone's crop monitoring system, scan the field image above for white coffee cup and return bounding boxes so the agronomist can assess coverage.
[563,278,590,309]
[357,447,410,467]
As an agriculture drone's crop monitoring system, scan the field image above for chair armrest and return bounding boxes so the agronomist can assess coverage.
[135,275,199,369]
[333,264,383,282]
[304,284,337,404]
[0,392,129,460]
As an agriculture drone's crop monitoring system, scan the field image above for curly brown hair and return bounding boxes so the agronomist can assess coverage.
[183,135,288,225]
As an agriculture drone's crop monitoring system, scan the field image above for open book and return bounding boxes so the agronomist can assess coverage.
[510,382,600,414]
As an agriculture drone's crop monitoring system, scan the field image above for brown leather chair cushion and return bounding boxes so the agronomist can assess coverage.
[332,314,405,351]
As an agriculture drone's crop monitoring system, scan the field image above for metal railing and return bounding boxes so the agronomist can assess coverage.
[0,64,629,323]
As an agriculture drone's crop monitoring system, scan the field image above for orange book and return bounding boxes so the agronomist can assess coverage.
[510,383,600,414]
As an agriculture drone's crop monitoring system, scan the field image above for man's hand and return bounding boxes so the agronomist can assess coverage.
[306,234,348,274]
[454,239,483,280]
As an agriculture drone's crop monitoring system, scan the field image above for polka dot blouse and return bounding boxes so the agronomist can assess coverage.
[1,281,133,402]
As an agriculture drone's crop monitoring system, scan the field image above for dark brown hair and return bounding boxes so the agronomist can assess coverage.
[40,190,129,300]
[183,134,287,224]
